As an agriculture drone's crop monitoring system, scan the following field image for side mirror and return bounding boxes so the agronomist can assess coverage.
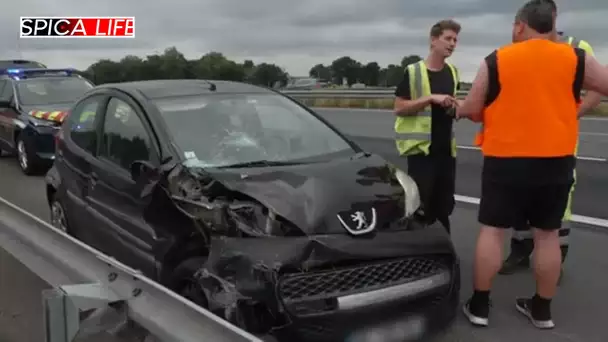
[130,160,156,181]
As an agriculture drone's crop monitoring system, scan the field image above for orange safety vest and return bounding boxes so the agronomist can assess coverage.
[474,39,581,157]
[473,101,581,147]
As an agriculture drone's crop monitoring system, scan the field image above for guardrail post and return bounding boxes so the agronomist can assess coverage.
[42,283,129,342]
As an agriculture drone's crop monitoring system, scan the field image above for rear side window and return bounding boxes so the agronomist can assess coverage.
[67,96,102,154]
[99,97,154,171]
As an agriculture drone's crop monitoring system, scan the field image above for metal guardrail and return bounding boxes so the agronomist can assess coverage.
[282,89,406,98]
[0,195,262,342]
[281,89,607,102]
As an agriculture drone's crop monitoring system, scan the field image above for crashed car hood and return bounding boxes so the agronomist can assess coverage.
[205,153,406,235]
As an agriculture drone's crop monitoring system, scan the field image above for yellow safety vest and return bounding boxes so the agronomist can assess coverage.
[559,35,594,56]
[394,60,459,157]
[80,111,96,123]
[556,35,597,222]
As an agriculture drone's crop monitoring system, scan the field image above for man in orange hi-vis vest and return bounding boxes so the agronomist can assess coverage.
[498,0,603,283]
[454,0,608,331]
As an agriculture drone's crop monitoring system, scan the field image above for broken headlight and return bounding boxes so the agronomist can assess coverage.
[394,168,421,217]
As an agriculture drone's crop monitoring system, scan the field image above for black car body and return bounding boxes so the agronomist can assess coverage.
[0,68,94,174]
[45,79,460,341]
[0,59,47,70]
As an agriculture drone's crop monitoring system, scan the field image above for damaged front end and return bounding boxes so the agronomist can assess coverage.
[141,159,459,341]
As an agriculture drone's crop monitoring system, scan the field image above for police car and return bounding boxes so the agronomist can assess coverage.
[0,59,47,70]
[0,67,94,175]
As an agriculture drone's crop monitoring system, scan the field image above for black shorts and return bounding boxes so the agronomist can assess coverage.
[478,156,575,231]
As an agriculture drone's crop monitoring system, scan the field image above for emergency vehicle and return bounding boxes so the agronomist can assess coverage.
[0,68,93,175]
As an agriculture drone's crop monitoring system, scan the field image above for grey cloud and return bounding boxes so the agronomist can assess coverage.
[1,0,607,80]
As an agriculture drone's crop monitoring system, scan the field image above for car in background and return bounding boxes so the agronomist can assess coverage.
[0,68,94,174]
[45,79,460,342]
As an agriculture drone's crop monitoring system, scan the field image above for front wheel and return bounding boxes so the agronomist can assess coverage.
[167,257,277,339]
[16,135,40,175]
[167,257,209,308]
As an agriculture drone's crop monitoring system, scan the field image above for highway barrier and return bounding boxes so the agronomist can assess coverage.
[281,89,608,115]
[0,195,262,342]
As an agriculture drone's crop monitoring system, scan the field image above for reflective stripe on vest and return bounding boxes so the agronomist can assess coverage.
[561,35,581,48]
[80,111,96,123]
[394,61,459,157]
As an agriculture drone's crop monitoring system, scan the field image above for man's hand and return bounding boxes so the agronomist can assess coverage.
[578,91,602,118]
[429,94,457,108]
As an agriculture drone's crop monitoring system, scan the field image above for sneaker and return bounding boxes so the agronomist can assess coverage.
[499,253,530,275]
[515,297,555,329]
[462,298,490,327]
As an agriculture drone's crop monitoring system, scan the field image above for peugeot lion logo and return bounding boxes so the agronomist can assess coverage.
[337,208,377,235]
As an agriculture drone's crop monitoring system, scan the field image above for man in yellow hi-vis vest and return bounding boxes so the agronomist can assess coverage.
[499,2,603,281]
[393,19,461,233]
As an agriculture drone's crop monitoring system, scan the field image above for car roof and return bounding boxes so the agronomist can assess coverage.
[10,75,88,82]
[0,59,47,69]
[95,79,273,100]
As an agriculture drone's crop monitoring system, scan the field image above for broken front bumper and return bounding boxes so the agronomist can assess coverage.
[198,220,460,341]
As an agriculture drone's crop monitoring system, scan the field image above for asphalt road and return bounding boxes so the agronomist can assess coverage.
[316,108,608,220]
[0,140,607,341]
[316,107,608,161]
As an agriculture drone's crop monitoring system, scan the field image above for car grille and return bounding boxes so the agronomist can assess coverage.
[279,256,449,303]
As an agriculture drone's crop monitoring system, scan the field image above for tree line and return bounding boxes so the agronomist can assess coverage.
[81,47,424,88]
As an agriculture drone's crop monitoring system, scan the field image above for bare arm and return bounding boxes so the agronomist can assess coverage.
[578,91,603,118]
[393,96,432,117]
[456,60,489,122]
[582,55,608,97]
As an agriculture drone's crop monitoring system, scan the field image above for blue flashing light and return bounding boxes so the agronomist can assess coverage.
[0,67,76,79]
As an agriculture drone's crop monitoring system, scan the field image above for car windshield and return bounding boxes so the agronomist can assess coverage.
[154,93,355,168]
[16,77,93,106]
[0,61,46,69]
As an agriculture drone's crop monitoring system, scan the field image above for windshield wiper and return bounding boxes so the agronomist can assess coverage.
[215,159,303,169]
[350,151,371,160]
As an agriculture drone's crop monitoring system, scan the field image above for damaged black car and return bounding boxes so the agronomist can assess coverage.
[45,79,460,342]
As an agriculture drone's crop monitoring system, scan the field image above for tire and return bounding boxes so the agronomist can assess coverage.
[16,135,40,175]
[166,257,209,308]
[49,191,71,234]
[166,257,276,338]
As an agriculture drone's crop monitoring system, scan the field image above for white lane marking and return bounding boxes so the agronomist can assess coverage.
[575,156,608,162]
[317,108,608,162]
[456,145,606,161]
[455,195,608,228]
[580,132,608,137]
[316,107,608,121]
[457,145,480,150]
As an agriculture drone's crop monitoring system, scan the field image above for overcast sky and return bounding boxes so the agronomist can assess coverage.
[2,0,607,81]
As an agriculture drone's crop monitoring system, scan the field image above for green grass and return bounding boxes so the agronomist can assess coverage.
[297,97,608,116]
